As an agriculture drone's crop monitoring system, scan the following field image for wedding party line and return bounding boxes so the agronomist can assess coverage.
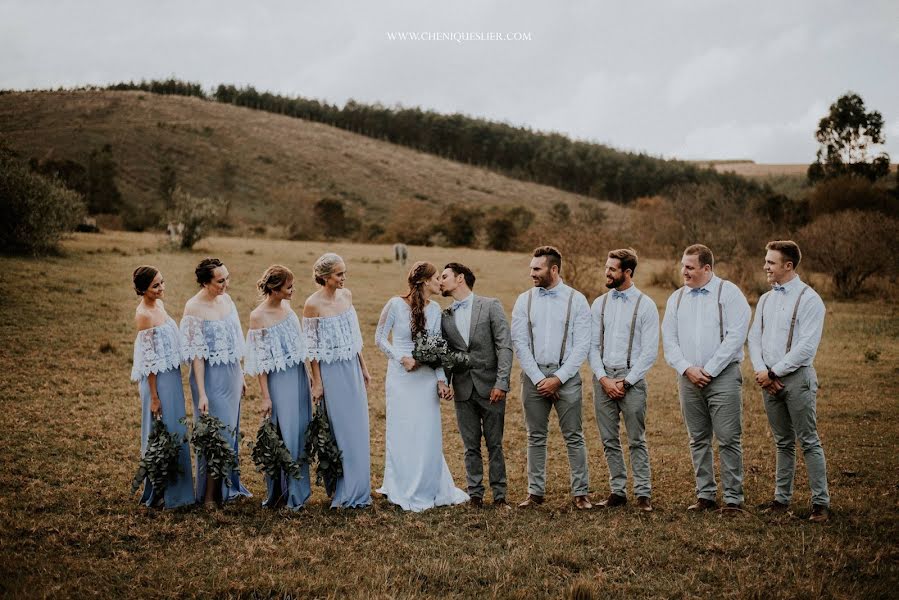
[130,240,830,522]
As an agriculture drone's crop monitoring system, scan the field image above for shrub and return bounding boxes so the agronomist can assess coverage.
[1,150,86,255]
[798,210,899,298]
[806,175,896,218]
[170,188,221,249]
[444,205,482,247]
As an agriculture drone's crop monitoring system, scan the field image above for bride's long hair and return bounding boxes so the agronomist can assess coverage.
[402,261,436,336]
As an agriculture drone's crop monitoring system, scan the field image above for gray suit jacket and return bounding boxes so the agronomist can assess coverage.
[441,295,513,403]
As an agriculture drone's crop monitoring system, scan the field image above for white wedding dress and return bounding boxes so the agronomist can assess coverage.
[374,297,469,511]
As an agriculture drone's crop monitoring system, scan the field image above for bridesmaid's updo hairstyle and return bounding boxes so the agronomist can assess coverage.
[403,261,436,336]
[257,264,294,297]
[133,265,159,296]
[313,253,344,286]
[195,257,224,287]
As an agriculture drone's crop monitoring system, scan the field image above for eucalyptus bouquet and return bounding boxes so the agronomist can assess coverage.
[412,331,470,372]
[131,417,184,497]
[248,417,303,481]
[302,401,343,497]
[181,413,240,487]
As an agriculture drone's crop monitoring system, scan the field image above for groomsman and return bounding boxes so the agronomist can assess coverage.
[748,240,830,523]
[511,246,593,510]
[662,244,751,512]
[589,249,659,511]
[439,262,514,509]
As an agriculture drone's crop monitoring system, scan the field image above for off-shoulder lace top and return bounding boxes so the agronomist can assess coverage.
[244,312,306,375]
[180,302,245,366]
[131,317,183,381]
[302,307,364,363]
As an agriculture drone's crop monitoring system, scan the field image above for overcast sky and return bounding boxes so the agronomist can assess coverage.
[3,0,898,163]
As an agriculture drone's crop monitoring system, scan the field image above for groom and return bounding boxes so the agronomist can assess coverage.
[440,262,514,509]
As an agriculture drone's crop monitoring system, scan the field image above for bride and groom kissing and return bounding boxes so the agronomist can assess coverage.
[374,261,513,511]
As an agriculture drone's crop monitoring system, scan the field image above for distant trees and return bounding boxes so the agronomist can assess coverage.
[1,147,86,255]
[86,144,123,214]
[808,92,891,183]
[107,79,763,205]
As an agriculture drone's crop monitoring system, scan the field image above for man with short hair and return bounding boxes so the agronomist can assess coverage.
[662,244,751,512]
[748,240,830,523]
[511,246,593,510]
[440,262,513,509]
[589,248,659,512]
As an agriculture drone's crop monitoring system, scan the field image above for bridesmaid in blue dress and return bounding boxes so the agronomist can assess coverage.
[245,264,312,510]
[131,266,194,509]
[180,257,252,507]
[303,253,372,508]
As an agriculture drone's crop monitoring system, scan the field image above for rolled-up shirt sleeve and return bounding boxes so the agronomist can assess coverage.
[511,292,545,386]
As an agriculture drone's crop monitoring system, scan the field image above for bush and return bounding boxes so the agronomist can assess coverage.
[170,188,221,249]
[798,210,899,298]
[806,176,896,218]
[1,150,86,255]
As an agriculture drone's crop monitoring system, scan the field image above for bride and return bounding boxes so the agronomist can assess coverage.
[375,261,470,511]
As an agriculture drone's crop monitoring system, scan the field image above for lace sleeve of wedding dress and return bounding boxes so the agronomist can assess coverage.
[375,298,401,362]
[180,315,209,362]
[428,302,448,383]
[131,322,182,381]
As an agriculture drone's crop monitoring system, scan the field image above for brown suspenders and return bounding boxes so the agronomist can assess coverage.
[527,287,575,365]
[675,279,726,343]
[759,284,809,356]
[598,291,644,370]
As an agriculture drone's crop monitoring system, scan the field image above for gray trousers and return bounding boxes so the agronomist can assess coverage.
[678,362,744,504]
[454,389,507,501]
[763,366,830,507]
[521,364,589,497]
[593,367,651,498]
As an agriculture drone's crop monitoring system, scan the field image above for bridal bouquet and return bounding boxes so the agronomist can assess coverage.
[181,414,240,486]
[412,331,470,372]
[248,417,303,481]
[131,417,184,496]
[302,401,343,497]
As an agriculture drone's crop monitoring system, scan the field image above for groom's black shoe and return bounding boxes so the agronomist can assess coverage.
[597,493,627,508]
[517,494,544,509]
[469,496,484,508]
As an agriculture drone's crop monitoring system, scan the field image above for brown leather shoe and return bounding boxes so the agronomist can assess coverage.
[517,494,544,509]
[573,495,593,510]
[687,498,718,511]
[597,493,627,508]
[493,499,513,511]
[757,499,789,514]
[636,496,653,512]
[809,504,831,523]
[469,496,483,508]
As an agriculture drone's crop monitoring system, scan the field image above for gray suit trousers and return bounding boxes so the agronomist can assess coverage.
[763,366,829,507]
[521,364,589,497]
[678,362,744,505]
[593,367,651,498]
[454,389,507,501]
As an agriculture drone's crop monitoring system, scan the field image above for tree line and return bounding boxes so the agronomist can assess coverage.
[100,78,762,204]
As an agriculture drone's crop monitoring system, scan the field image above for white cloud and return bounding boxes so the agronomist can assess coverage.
[666,46,745,107]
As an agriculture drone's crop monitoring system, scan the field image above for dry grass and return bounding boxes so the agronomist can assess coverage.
[1,232,897,599]
[0,91,628,235]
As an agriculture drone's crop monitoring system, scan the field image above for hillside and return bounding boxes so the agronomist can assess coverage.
[0,90,628,236]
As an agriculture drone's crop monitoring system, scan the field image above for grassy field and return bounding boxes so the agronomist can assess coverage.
[0,231,897,599]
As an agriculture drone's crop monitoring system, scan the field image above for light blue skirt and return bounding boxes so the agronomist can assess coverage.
[264,364,312,510]
[189,360,252,503]
[320,357,372,508]
[138,367,194,509]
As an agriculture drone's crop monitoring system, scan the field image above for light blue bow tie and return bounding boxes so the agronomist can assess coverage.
[451,297,472,311]
[612,290,628,300]
[689,287,710,296]
[772,285,787,293]
[538,287,559,298]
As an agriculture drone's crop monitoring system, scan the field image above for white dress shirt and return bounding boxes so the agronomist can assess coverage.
[451,293,473,346]
[588,285,660,385]
[662,275,751,377]
[748,275,825,377]
[511,281,591,385]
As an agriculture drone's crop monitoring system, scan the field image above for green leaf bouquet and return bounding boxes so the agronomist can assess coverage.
[302,401,343,497]
[181,413,240,487]
[248,417,303,481]
[131,417,184,497]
